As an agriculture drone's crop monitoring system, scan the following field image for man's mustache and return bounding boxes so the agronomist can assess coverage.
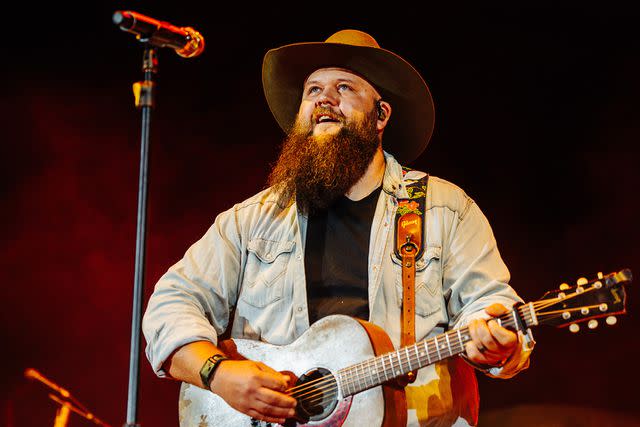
[311,107,346,124]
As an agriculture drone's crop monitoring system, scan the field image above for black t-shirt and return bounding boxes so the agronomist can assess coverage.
[304,187,382,325]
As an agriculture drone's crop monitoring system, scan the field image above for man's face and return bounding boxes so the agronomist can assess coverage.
[298,67,382,140]
[267,68,386,213]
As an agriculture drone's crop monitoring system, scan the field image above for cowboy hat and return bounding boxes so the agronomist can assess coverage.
[262,29,435,164]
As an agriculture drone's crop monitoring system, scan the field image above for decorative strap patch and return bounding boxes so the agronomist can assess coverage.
[394,167,429,262]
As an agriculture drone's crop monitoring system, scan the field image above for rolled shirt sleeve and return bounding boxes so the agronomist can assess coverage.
[442,197,533,378]
[142,208,242,377]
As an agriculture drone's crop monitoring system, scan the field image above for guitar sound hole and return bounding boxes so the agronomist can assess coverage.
[294,367,338,422]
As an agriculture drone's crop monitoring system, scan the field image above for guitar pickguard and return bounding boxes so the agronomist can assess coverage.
[248,396,353,427]
[302,396,352,427]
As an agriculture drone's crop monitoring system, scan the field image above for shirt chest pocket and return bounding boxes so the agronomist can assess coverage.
[394,245,442,317]
[240,239,296,308]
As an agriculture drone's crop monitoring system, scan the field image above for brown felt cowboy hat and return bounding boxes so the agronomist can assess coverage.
[262,29,435,164]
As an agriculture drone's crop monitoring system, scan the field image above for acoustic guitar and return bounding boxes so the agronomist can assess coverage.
[178,269,631,427]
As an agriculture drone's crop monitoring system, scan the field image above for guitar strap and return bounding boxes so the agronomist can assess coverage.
[394,168,429,384]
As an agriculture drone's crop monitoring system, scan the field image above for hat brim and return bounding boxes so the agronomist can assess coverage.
[262,42,435,164]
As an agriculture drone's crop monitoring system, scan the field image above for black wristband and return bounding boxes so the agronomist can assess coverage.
[199,354,229,389]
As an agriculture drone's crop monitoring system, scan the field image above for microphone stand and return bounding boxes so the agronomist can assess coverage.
[49,394,111,427]
[52,396,71,427]
[124,44,157,427]
[25,368,112,427]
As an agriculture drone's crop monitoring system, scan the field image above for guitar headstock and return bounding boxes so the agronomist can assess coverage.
[531,269,631,332]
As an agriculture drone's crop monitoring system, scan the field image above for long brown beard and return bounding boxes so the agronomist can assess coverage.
[268,108,380,213]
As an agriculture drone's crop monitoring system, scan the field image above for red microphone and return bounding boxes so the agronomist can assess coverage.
[113,10,205,58]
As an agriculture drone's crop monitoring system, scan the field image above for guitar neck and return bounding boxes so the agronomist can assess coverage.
[337,305,535,397]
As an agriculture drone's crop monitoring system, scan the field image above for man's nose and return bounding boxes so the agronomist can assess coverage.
[315,87,339,107]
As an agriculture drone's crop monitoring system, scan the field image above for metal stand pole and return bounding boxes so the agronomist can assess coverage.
[124,45,158,427]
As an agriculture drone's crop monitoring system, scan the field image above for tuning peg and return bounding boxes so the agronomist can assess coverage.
[606,316,617,326]
[559,283,570,290]
[581,307,589,315]
[588,319,598,329]
[576,277,588,286]
[569,323,580,333]
[599,303,608,312]
[597,272,604,279]
[562,312,571,320]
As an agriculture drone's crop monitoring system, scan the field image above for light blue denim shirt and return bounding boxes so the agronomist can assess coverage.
[142,152,531,426]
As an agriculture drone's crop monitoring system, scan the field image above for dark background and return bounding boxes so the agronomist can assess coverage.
[2,4,639,426]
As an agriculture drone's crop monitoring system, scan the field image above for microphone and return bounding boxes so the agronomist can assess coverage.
[24,368,70,398]
[113,10,205,58]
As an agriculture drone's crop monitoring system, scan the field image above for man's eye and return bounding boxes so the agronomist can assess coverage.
[307,86,321,95]
[337,84,352,91]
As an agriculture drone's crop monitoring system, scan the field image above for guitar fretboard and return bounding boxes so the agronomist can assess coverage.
[336,307,532,396]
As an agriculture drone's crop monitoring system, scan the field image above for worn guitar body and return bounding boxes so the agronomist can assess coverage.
[178,315,406,427]
[177,269,631,427]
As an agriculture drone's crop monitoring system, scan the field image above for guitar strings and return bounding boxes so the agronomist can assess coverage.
[290,303,536,397]
[292,329,529,403]
[335,308,536,395]
[286,331,472,397]
[297,282,607,396]
[286,375,336,395]
[291,386,335,403]
[297,331,472,399]
[292,386,337,405]
[535,304,603,317]
[293,333,473,403]
[295,302,599,405]
[340,307,535,393]
[290,322,506,399]
[530,283,602,312]
[288,376,337,400]
[289,287,605,403]
[287,344,428,399]
[297,287,615,402]
[288,307,538,400]
[287,374,342,399]
[299,389,339,408]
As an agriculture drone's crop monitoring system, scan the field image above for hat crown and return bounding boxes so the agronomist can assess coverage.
[324,29,380,48]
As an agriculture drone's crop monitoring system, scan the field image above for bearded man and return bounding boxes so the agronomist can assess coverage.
[142,30,533,427]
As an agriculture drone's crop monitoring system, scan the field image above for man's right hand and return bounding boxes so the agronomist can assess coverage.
[210,359,297,425]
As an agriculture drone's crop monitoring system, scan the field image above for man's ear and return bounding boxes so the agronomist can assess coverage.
[376,100,392,131]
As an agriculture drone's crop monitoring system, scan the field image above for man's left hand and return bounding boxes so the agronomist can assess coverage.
[465,303,518,367]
